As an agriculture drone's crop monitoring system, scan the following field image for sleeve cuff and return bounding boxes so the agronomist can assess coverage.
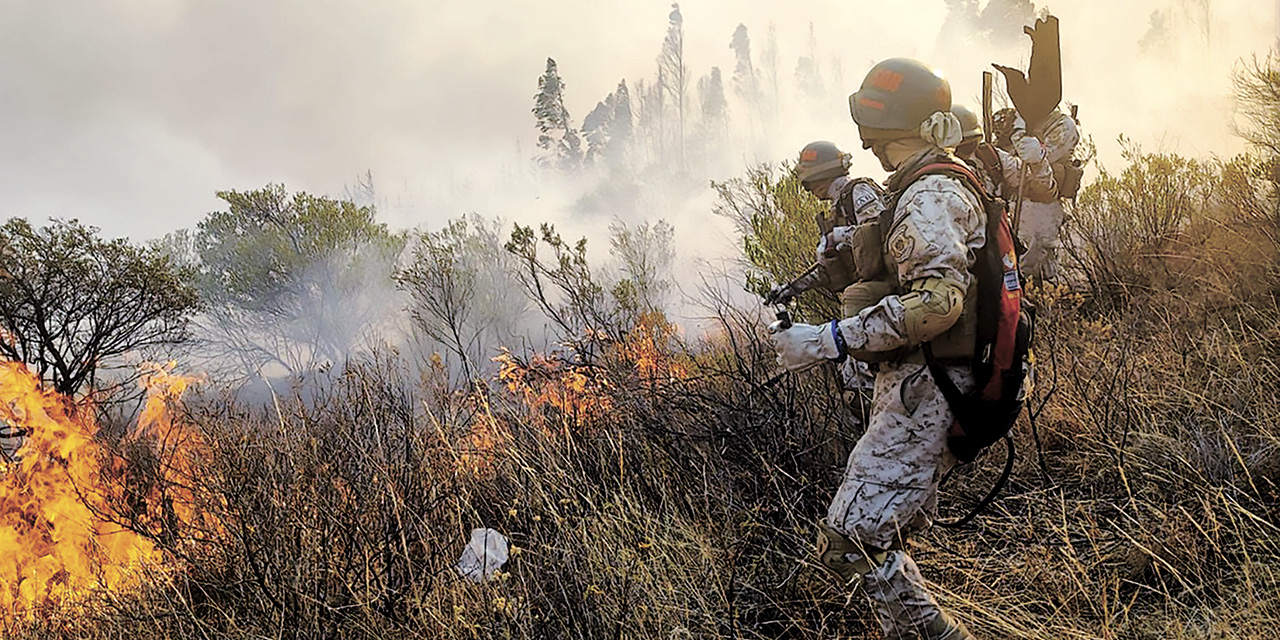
[828,321,848,363]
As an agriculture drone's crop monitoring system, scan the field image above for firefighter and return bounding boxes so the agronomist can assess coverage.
[789,140,890,396]
[769,57,983,640]
[766,141,889,308]
[994,106,1081,281]
[795,140,886,222]
[951,104,1057,204]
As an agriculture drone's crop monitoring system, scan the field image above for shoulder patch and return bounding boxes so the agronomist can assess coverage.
[888,226,916,265]
[842,180,887,224]
[852,189,876,213]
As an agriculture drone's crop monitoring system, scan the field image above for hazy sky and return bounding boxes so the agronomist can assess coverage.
[1,0,1276,242]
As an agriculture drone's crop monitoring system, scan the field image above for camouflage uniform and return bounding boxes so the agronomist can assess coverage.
[826,175,888,225]
[1012,109,1079,281]
[774,176,888,304]
[829,149,984,637]
[969,144,1057,205]
[825,175,888,394]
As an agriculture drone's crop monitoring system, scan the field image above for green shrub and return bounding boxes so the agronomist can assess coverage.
[711,163,840,324]
[1067,138,1217,306]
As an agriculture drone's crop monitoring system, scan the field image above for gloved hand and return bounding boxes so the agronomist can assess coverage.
[764,284,798,306]
[1008,112,1046,163]
[1013,134,1046,163]
[816,225,855,259]
[768,321,846,373]
[992,108,1020,147]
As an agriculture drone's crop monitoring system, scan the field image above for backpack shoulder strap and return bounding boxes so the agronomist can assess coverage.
[911,162,990,203]
[974,142,1000,170]
[973,143,1006,194]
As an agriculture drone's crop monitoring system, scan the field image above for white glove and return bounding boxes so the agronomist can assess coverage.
[1013,134,1046,163]
[1008,112,1046,163]
[816,225,855,259]
[768,321,846,373]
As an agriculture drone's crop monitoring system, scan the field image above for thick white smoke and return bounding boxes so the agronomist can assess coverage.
[1,1,1275,329]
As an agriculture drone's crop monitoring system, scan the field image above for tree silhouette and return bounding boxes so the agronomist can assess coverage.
[533,58,584,170]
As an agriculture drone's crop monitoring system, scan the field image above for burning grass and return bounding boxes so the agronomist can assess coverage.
[0,361,211,631]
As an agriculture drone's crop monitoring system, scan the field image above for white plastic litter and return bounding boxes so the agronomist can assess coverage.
[456,527,509,583]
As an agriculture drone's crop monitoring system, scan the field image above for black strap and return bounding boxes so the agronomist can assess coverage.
[973,143,1008,197]
[936,434,1016,529]
[833,185,860,227]
[922,343,963,407]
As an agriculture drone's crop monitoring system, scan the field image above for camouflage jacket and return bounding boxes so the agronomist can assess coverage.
[823,175,888,227]
[1034,108,1080,166]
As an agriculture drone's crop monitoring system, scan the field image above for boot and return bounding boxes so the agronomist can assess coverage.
[922,612,977,640]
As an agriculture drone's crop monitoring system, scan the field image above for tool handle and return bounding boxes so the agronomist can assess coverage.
[774,309,792,330]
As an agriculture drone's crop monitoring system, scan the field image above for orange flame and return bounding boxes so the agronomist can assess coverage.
[615,312,689,384]
[464,315,688,472]
[457,405,508,478]
[488,314,688,440]
[131,363,217,539]
[494,349,612,436]
[0,360,208,622]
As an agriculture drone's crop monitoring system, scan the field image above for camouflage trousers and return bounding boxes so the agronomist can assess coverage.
[1016,200,1065,283]
[826,361,972,639]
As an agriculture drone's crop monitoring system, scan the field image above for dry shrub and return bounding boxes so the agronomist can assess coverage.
[929,146,1280,638]
[1065,139,1217,308]
[13,309,871,639]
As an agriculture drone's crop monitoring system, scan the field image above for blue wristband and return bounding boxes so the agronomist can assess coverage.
[829,322,848,364]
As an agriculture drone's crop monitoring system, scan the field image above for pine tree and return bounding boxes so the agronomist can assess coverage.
[582,80,637,168]
[759,23,780,126]
[699,67,728,134]
[637,73,667,164]
[582,98,614,166]
[728,23,766,148]
[608,80,634,167]
[658,3,687,168]
[532,57,583,170]
[729,24,758,105]
[695,67,729,167]
[633,78,654,163]
[795,23,824,99]
[583,79,637,168]
[611,80,633,143]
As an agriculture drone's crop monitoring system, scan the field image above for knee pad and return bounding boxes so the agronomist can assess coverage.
[815,519,888,583]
